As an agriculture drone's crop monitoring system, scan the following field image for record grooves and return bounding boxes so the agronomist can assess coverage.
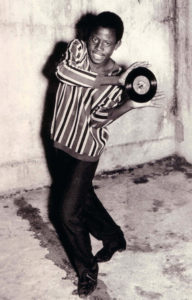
[125,67,157,103]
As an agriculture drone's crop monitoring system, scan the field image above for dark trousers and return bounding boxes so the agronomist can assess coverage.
[49,149,123,278]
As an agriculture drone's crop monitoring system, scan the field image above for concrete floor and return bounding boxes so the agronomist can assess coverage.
[1,155,192,300]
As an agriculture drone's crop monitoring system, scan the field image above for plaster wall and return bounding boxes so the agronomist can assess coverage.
[0,0,175,192]
[176,0,192,163]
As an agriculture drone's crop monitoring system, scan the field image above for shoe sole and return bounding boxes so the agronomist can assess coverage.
[79,284,97,298]
[118,246,126,252]
[96,247,126,263]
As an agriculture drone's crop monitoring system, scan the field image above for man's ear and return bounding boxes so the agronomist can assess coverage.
[115,40,121,50]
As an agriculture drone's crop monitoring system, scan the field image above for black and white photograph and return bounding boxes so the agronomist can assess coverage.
[0,1,192,299]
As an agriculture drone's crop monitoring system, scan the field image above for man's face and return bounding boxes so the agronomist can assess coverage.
[87,26,121,65]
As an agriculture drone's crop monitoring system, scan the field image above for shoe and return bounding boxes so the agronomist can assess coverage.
[78,271,97,298]
[95,236,126,263]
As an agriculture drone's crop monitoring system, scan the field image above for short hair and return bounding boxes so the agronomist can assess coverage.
[93,11,124,42]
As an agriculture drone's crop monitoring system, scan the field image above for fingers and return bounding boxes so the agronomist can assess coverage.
[141,100,161,108]
[152,91,166,102]
[154,90,165,97]
[130,98,163,109]
[150,94,165,108]
[128,100,151,109]
[153,95,164,101]
[128,61,151,71]
[151,102,162,108]
[121,61,151,85]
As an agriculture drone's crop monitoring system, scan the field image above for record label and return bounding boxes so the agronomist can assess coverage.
[125,67,157,102]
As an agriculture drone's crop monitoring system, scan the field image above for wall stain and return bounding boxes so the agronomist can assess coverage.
[135,286,162,299]
[14,197,111,299]
[162,255,190,283]
[172,0,179,116]
[10,154,192,298]
[159,15,176,24]
[14,197,76,279]
[127,227,189,254]
[127,237,153,253]
[123,155,192,184]
[151,200,164,212]
[97,155,192,187]
[165,231,189,242]
[133,176,149,184]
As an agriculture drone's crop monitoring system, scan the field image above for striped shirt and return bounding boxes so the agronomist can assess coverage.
[51,39,123,162]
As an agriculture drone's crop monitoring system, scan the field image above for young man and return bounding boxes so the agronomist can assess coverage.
[50,11,159,298]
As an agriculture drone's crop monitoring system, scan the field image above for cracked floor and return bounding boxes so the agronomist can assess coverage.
[1,155,192,299]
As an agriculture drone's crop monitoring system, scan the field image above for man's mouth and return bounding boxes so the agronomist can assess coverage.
[92,52,104,59]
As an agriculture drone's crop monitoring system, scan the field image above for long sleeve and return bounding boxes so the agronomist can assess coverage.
[55,39,98,88]
[90,86,123,128]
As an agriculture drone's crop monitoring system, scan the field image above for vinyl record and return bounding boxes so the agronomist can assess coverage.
[125,67,157,103]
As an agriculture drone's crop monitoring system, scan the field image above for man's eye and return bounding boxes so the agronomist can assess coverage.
[92,37,99,43]
[104,41,112,47]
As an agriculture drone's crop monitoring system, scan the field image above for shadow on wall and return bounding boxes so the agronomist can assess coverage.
[40,12,97,180]
[41,41,68,179]
[40,12,99,283]
[75,12,97,41]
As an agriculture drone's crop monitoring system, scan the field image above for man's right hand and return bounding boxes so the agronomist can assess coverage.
[118,61,150,86]
[123,90,165,110]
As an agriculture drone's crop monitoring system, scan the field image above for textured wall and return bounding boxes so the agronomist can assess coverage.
[0,0,175,192]
[0,0,87,192]
[91,0,176,170]
[175,0,192,163]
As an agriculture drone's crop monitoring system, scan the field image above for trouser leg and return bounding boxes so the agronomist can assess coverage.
[84,186,124,247]
[50,149,98,278]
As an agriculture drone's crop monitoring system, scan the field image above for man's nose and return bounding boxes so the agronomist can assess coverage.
[96,41,104,50]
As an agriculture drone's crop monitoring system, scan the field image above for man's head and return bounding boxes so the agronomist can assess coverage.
[87,11,124,66]
[93,11,124,43]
